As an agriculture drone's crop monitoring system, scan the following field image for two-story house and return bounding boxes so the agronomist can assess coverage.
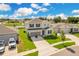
[25,19,52,37]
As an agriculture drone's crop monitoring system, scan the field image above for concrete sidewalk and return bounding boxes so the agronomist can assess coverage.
[51,40,74,46]
[31,36,58,56]
[65,34,79,45]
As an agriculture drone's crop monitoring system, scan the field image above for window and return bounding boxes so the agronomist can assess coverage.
[36,24,40,27]
[74,28,78,32]
[29,24,34,27]
[48,30,52,34]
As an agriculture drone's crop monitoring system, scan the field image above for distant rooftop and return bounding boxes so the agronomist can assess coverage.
[52,23,79,28]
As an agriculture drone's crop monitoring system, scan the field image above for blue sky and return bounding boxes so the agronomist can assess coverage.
[0,3,79,19]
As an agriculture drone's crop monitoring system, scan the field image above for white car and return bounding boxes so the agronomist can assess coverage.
[8,38,16,49]
[0,40,5,53]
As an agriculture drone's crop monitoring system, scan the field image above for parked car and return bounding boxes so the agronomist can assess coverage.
[8,38,16,49]
[0,40,5,53]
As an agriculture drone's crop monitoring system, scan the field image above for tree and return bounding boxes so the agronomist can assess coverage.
[60,31,66,47]
[53,30,57,38]
[60,31,65,41]
[53,16,61,23]
[67,17,79,23]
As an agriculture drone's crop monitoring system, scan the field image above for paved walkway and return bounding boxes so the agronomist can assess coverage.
[31,36,58,56]
[65,34,79,45]
[51,40,74,46]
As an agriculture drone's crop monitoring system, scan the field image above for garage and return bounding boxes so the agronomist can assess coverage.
[29,32,41,37]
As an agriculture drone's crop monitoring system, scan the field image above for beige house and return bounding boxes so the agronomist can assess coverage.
[52,23,79,33]
[25,19,52,37]
[0,25,17,45]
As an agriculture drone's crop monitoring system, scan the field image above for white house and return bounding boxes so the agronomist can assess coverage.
[52,23,79,33]
[25,19,52,37]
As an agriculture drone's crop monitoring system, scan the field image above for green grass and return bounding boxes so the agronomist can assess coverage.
[71,33,79,38]
[54,42,75,49]
[17,28,36,53]
[5,22,23,26]
[43,35,70,44]
[24,51,38,56]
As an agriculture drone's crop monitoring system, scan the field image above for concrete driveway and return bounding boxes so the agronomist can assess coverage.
[0,46,17,56]
[65,34,79,45]
[31,36,58,56]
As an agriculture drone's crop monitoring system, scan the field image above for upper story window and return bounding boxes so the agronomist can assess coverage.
[29,24,34,27]
[36,24,40,27]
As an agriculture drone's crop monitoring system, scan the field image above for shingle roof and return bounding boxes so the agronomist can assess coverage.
[52,23,79,29]
[25,18,49,24]
[0,25,17,35]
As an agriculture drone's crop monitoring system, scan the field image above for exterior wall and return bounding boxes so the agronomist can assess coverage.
[54,28,71,33]
[41,23,49,28]
[46,28,52,35]
[27,28,52,37]
[25,23,29,28]
[25,22,49,29]
[0,33,17,46]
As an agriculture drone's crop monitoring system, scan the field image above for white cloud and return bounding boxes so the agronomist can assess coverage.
[72,10,79,14]
[15,7,33,16]
[47,15,55,19]
[9,7,34,19]
[39,8,48,12]
[56,13,67,19]
[47,13,67,20]
[0,14,8,18]
[31,3,41,9]
[43,3,50,6]
[16,3,22,5]
[33,11,39,14]
[72,15,79,17]
[31,3,48,14]
[0,4,11,11]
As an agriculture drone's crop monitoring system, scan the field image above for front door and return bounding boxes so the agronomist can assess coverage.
[42,30,45,35]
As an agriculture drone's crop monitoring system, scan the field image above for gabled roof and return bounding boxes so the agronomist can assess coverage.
[25,18,50,24]
[0,25,17,35]
[52,23,79,29]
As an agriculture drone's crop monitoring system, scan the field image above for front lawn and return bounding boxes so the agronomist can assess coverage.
[17,28,36,53]
[24,51,38,56]
[54,42,75,49]
[71,33,79,38]
[43,35,70,44]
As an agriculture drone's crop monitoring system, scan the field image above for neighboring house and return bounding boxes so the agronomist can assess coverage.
[52,23,79,33]
[25,19,52,37]
[0,25,17,45]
